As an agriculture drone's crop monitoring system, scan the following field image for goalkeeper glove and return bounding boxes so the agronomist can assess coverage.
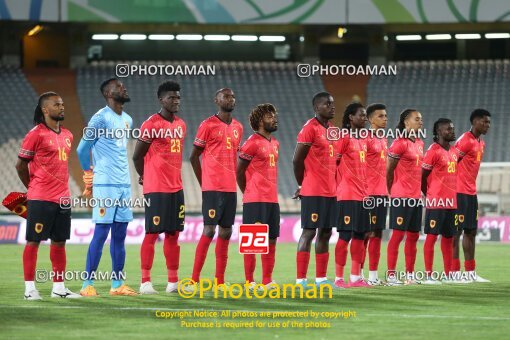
[82,169,93,197]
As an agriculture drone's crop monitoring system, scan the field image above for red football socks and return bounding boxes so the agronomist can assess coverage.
[424,234,438,273]
[296,251,310,279]
[50,245,66,283]
[465,259,476,272]
[244,254,256,283]
[368,236,382,271]
[23,244,38,281]
[164,232,180,282]
[140,233,159,283]
[191,235,213,282]
[315,252,329,278]
[350,239,364,276]
[215,237,229,284]
[387,230,405,271]
[404,231,420,273]
[261,243,276,284]
[335,239,349,278]
[441,236,454,275]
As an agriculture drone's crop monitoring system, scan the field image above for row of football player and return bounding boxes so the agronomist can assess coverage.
[14,78,490,299]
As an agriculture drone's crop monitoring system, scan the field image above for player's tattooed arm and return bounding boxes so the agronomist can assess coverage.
[236,158,250,193]
[421,168,431,196]
[132,140,151,184]
[189,145,204,186]
[386,156,399,195]
[292,143,311,199]
[15,158,30,189]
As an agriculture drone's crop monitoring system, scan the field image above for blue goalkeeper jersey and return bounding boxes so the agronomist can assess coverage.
[77,106,133,186]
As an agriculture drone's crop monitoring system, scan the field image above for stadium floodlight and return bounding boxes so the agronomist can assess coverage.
[259,35,286,42]
[425,34,452,40]
[176,34,203,41]
[92,34,119,40]
[231,35,258,41]
[120,34,147,40]
[485,33,510,39]
[148,34,175,40]
[455,33,481,40]
[204,35,231,41]
[28,25,43,36]
[396,35,422,41]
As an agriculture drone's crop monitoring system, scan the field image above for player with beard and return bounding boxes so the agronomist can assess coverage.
[293,92,337,289]
[452,109,492,282]
[17,92,81,300]
[77,78,136,296]
[189,88,243,288]
[421,118,459,284]
[132,81,186,294]
[237,103,279,290]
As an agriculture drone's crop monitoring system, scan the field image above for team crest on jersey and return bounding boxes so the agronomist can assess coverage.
[371,215,377,225]
[233,129,239,139]
[344,216,350,225]
[153,216,160,226]
[65,138,72,148]
[14,204,27,216]
[274,146,279,154]
[396,217,403,225]
[430,220,436,228]
[418,146,423,153]
[99,208,106,217]
[459,215,464,223]
[35,223,43,234]
[208,209,216,219]
[311,213,318,222]
[125,122,129,129]
[452,154,458,162]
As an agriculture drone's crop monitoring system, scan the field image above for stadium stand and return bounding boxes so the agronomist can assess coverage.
[367,59,508,161]
[1,61,508,213]
[76,61,325,212]
[0,65,82,202]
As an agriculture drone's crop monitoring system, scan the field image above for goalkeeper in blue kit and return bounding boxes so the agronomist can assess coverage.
[77,78,137,296]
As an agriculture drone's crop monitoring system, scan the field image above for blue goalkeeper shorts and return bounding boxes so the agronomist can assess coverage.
[92,185,133,223]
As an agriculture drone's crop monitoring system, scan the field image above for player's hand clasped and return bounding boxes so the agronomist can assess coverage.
[292,186,302,200]
[82,169,93,197]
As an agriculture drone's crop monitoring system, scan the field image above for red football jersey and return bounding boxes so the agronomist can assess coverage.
[387,138,424,199]
[336,136,368,201]
[455,131,486,195]
[239,133,279,203]
[366,135,388,196]
[297,118,337,197]
[139,113,186,194]
[422,143,459,209]
[193,115,243,192]
[18,124,73,204]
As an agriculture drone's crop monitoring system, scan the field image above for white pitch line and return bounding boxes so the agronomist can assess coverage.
[2,305,509,321]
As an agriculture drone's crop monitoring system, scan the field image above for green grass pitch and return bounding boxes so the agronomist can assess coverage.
[0,242,509,339]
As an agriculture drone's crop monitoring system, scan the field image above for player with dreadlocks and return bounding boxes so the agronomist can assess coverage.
[16,92,80,300]
[334,102,371,288]
[237,103,280,290]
